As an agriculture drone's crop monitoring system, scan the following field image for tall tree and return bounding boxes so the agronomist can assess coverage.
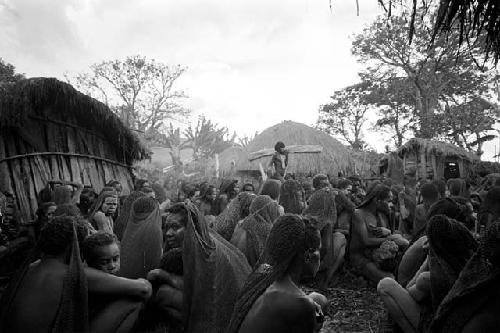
[364,74,416,147]
[318,82,370,150]
[68,55,190,133]
[352,9,490,138]
[184,116,235,160]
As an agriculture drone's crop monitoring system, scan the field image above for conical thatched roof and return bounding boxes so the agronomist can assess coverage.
[398,138,478,161]
[0,78,148,165]
[236,121,353,175]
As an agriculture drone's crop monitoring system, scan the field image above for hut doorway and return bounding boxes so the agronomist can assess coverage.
[444,162,460,180]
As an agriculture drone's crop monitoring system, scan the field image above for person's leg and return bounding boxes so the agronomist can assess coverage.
[362,262,394,284]
[320,232,346,288]
[377,277,420,333]
[90,299,143,333]
[397,236,427,287]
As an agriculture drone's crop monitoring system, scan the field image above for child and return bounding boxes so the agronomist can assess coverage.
[82,232,120,275]
[159,248,183,276]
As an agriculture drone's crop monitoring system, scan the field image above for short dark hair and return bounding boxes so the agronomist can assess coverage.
[274,141,285,152]
[312,174,328,189]
[38,216,88,255]
[82,232,119,265]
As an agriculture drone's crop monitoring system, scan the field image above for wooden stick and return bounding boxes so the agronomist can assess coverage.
[0,152,133,169]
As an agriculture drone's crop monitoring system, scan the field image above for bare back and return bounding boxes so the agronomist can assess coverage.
[239,289,316,333]
[6,259,66,333]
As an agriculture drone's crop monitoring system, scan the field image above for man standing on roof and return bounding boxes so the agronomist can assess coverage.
[269,141,288,181]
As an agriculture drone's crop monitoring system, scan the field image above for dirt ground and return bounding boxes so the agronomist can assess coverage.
[304,269,393,333]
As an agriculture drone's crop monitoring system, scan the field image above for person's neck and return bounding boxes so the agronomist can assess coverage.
[275,274,300,291]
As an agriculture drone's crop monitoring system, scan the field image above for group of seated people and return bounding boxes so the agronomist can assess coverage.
[0,172,499,333]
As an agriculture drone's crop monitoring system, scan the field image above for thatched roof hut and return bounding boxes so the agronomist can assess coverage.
[397,138,478,180]
[0,78,148,223]
[236,121,355,176]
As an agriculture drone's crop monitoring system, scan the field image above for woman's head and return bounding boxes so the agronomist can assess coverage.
[427,198,474,228]
[53,186,73,205]
[421,182,439,206]
[479,186,500,228]
[264,214,321,277]
[279,179,304,214]
[312,174,330,190]
[99,192,118,216]
[38,216,88,256]
[36,202,57,223]
[202,185,217,202]
[164,203,188,250]
[259,180,281,201]
[54,203,82,218]
[220,179,239,198]
[426,214,477,273]
[249,195,281,224]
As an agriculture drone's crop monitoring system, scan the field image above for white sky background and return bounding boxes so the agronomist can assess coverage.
[1,0,498,160]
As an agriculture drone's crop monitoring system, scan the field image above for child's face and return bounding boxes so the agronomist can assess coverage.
[93,243,120,275]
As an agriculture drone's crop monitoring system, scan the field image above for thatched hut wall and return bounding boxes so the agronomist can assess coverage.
[236,121,362,176]
[397,138,478,180]
[0,78,148,223]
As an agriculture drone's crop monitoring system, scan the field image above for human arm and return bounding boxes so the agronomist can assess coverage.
[70,182,84,204]
[85,267,152,300]
[147,269,184,322]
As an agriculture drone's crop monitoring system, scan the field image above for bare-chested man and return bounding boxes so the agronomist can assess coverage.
[350,184,408,284]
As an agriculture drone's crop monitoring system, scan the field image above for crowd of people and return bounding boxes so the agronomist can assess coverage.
[0,143,500,332]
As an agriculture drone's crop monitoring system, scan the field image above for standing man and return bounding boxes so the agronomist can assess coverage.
[269,141,288,181]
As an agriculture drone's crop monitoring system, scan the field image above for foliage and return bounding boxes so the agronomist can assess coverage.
[68,55,190,133]
[184,116,236,160]
[318,82,371,150]
[364,74,416,148]
[441,96,500,156]
[237,132,258,147]
[352,8,490,139]
[0,58,24,85]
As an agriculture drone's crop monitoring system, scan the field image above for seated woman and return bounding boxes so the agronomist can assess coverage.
[231,195,281,267]
[148,202,251,333]
[429,222,500,333]
[349,185,408,284]
[377,215,478,333]
[119,197,163,279]
[0,216,152,333]
[213,191,256,241]
[226,214,326,333]
[303,186,346,288]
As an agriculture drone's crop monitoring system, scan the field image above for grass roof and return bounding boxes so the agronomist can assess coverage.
[236,121,353,175]
[397,138,478,161]
[0,77,148,165]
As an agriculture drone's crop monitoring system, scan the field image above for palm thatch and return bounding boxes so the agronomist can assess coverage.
[236,121,355,175]
[0,78,148,164]
[397,138,478,161]
[432,0,500,63]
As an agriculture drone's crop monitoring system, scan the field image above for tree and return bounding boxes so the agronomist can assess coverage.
[318,82,371,150]
[0,58,24,85]
[68,55,190,133]
[352,9,490,139]
[441,96,500,156]
[364,75,416,147]
[237,132,258,147]
[183,116,236,160]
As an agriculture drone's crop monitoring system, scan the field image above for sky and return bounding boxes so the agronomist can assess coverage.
[1,0,498,160]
